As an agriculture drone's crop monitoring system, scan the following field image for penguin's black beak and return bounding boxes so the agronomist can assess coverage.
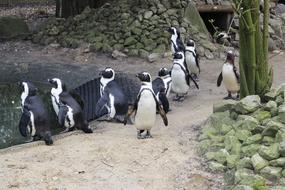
[99,71,103,76]
[167,27,172,33]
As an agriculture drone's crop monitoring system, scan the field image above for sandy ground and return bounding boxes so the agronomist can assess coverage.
[0,42,284,190]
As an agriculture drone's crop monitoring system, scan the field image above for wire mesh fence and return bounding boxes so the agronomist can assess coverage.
[0,0,55,7]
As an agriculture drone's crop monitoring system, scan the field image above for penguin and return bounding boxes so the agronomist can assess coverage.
[185,39,200,81]
[152,68,172,113]
[171,51,199,102]
[167,27,185,54]
[216,32,232,45]
[96,67,128,122]
[217,51,240,99]
[19,81,53,145]
[124,72,168,139]
[48,78,93,133]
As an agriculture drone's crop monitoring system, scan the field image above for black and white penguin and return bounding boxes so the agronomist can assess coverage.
[124,72,168,139]
[48,78,93,133]
[217,51,240,99]
[168,27,185,54]
[96,67,128,122]
[152,68,172,113]
[185,39,200,80]
[19,81,53,145]
[171,51,199,101]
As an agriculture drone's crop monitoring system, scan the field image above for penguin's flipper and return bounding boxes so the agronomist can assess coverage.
[159,92,169,113]
[95,92,110,119]
[158,105,168,126]
[217,72,223,87]
[196,53,201,73]
[152,78,164,95]
[69,89,85,110]
[233,66,240,84]
[19,108,31,137]
[58,105,68,127]
[188,74,199,89]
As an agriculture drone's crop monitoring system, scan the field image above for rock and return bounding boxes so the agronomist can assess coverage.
[124,37,137,46]
[49,43,60,48]
[264,101,278,116]
[277,83,285,97]
[219,124,233,135]
[153,44,166,54]
[213,100,237,113]
[90,43,103,52]
[111,50,127,59]
[236,157,253,169]
[251,110,271,122]
[226,154,240,169]
[260,166,282,181]
[236,130,252,142]
[197,46,205,57]
[144,11,153,19]
[242,144,261,157]
[208,161,225,172]
[234,95,261,114]
[264,89,278,101]
[276,95,284,106]
[0,16,30,40]
[275,131,285,142]
[282,169,285,177]
[259,144,280,161]
[271,186,285,190]
[234,168,264,185]
[147,53,160,63]
[205,49,214,59]
[48,26,60,36]
[232,186,254,190]
[269,37,278,51]
[138,49,149,58]
[251,153,269,171]
[236,115,259,131]
[275,3,285,15]
[262,120,285,137]
[278,104,285,124]
[198,139,211,154]
[224,135,241,155]
[205,149,229,164]
[269,158,285,167]
[243,134,262,145]
[278,141,285,156]
[262,136,275,145]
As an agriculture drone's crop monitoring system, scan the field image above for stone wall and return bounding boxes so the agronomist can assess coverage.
[32,0,216,57]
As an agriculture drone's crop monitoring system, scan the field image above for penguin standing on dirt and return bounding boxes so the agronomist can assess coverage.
[19,81,53,145]
[48,78,93,133]
[185,39,200,81]
[152,68,172,113]
[171,51,199,102]
[217,51,240,99]
[124,72,168,139]
[96,67,128,122]
[168,27,185,54]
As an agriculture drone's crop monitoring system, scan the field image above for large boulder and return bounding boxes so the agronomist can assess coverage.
[251,153,269,171]
[260,166,282,181]
[259,144,280,160]
[278,104,285,124]
[213,100,237,113]
[0,16,30,40]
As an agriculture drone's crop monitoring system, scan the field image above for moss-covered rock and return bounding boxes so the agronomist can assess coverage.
[269,157,285,167]
[241,144,261,157]
[234,95,261,114]
[260,166,282,181]
[205,149,229,164]
[278,141,285,156]
[208,161,226,172]
[251,110,271,122]
[278,104,285,124]
[243,134,262,145]
[213,100,237,113]
[259,144,280,160]
[251,153,269,171]
[236,157,253,169]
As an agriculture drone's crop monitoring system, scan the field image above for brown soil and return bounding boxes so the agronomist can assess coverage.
[0,41,284,190]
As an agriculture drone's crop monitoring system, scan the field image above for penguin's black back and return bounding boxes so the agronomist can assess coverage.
[104,80,128,115]
[59,91,82,114]
[152,78,165,95]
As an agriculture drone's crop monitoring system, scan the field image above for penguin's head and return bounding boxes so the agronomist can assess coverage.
[168,27,180,38]
[186,39,195,47]
[136,72,151,83]
[20,81,38,96]
[158,68,170,77]
[226,50,235,64]
[173,51,185,61]
[48,78,66,92]
[100,67,115,80]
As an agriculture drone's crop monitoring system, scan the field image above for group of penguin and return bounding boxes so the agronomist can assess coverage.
[18,27,240,145]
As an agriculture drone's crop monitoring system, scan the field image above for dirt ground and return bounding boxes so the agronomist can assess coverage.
[0,42,284,190]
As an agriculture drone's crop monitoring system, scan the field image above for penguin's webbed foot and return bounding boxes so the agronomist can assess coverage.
[145,130,153,139]
[81,126,93,133]
[192,74,199,82]
[60,127,70,134]
[137,130,145,139]
[223,92,233,100]
[173,95,184,102]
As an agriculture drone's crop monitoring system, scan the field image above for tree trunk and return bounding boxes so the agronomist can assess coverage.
[234,0,272,98]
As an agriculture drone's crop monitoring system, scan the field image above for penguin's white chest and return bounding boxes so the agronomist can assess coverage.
[135,91,156,130]
[64,105,75,128]
[51,95,59,115]
[163,77,172,98]
[185,51,199,74]
[222,64,240,93]
[171,65,189,94]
